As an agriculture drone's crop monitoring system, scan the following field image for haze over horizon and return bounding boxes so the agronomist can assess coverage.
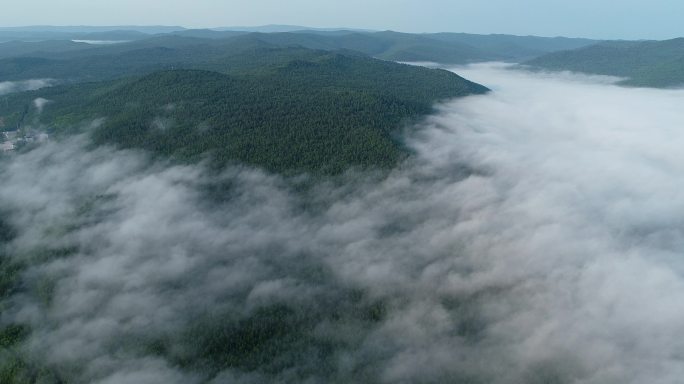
[1,0,684,40]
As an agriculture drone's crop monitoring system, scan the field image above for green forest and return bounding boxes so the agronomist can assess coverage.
[1,48,487,174]
[524,38,684,87]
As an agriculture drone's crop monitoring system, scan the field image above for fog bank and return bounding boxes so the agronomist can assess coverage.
[2,64,684,383]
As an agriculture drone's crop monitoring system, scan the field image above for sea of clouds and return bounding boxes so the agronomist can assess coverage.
[2,64,684,383]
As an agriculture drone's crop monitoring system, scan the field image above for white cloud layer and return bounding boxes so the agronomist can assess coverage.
[2,64,684,383]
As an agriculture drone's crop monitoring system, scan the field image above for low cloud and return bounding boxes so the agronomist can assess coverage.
[0,79,54,96]
[33,97,51,113]
[2,64,684,383]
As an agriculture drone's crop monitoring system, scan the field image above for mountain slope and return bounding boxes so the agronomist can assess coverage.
[524,38,684,87]
[0,40,96,59]
[0,35,282,81]
[1,49,488,174]
[428,33,598,60]
[235,31,496,63]
[228,31,599,63]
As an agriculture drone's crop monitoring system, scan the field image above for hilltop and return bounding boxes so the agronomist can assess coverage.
[1,48,487,174]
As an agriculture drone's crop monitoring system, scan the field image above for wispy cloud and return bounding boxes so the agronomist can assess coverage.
[0,79,54,96]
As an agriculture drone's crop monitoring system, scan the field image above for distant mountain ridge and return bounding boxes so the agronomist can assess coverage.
[0,26,601,66]
[0,25,185,33]
[213,24,376,33]
[524,38,684,87]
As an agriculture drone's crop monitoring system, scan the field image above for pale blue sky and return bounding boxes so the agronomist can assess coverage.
[2,0,682,40]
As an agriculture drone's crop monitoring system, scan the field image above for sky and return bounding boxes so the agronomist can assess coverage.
[0,0,683,40]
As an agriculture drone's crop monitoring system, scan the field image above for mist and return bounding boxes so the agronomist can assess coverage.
[3,64,684,383]
[0,79,54,96]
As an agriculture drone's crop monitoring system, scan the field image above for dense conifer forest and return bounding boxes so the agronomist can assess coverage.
[1,48,487,174]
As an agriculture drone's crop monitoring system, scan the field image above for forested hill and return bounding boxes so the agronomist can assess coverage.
[523,38,684,87]
[1,48,488,174]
